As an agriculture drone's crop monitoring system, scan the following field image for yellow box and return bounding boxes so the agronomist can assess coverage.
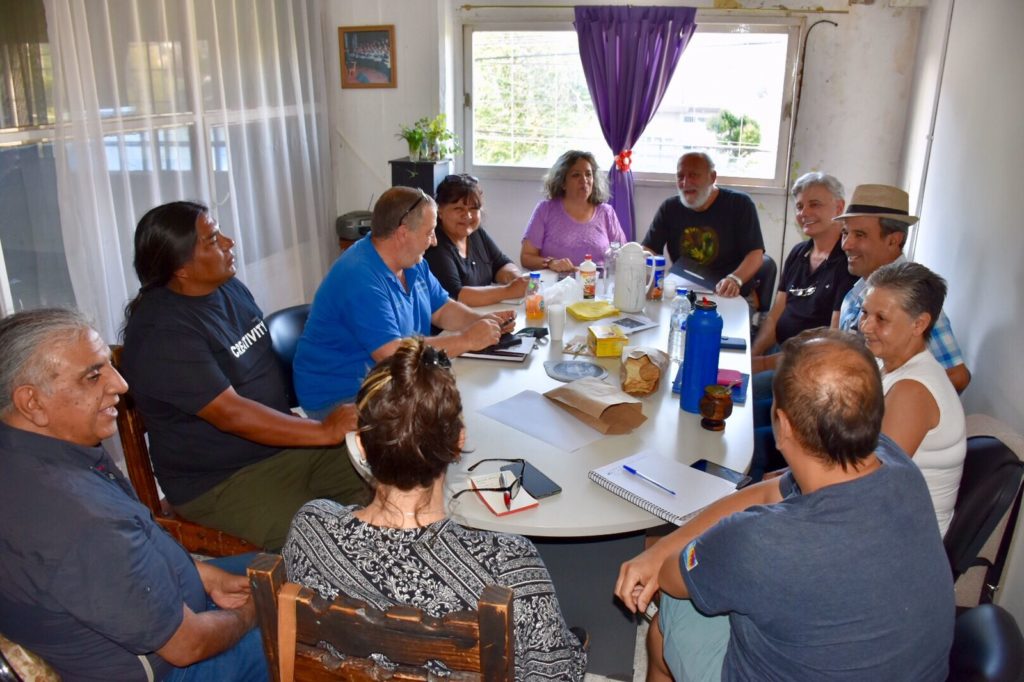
[588,324,628,357]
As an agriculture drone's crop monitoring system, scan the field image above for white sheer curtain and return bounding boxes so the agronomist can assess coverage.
[43,0,335,341]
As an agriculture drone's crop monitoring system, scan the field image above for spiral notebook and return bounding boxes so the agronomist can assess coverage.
[589,451,739,526]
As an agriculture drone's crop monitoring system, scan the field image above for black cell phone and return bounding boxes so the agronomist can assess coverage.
[515,327,549,339]
[503,461,562,499]
[720,336,747,351]
[691,459,753,489]
[492,333,520,350]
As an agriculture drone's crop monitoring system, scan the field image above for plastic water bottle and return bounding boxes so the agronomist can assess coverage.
[579,254,597,299]
[680,297,724,414]
[525,272,545,324]
[667,287,690,362]
[602,241,621,298]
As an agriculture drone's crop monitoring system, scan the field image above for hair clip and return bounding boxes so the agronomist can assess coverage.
[421,346,452,370]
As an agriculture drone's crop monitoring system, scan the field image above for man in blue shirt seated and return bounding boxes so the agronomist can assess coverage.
[0,309,266,682]
[293,186,514,418]
[616,328,954,681]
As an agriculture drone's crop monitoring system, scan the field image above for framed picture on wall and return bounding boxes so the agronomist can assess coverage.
[339,25,396,89]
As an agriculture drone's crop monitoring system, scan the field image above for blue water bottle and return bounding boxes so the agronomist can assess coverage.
[679,298,723,414]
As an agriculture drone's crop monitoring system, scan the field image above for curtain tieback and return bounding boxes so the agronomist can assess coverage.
[614,150,633,171]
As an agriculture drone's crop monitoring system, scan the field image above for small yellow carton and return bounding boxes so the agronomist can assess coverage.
[588,324,628,357]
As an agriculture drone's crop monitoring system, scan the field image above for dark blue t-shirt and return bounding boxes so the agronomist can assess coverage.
[0,424,205,681]
[121,277,290,503]
[682,435,954,681]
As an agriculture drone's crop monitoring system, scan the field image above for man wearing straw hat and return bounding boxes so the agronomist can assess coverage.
[832,184,970,392]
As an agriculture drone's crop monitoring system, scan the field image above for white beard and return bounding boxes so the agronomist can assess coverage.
[678,186,713,210]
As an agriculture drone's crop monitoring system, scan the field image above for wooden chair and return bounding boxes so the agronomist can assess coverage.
[247,553,515,682]
[110,345,260,557]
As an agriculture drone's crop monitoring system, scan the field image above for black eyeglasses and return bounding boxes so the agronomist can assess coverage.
[398,192,425,227]
[451,458,524,510]
[421,346,452,370]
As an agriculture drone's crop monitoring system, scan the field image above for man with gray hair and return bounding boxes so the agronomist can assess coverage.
[641,151,765,297]
[0,309,266,681]
[833,183,970,392]
[751,172,858,369]
[293,186,514,417]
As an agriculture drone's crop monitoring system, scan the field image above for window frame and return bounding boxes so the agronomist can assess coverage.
[458,13,802,191]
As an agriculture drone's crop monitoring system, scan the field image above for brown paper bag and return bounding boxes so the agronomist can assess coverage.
[620,346,670,396]
[544,377,647,434]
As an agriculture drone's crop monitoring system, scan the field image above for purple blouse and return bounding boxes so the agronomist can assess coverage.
[521,199,627,266]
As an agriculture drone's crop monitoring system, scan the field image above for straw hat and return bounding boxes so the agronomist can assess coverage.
[834,184,919,225]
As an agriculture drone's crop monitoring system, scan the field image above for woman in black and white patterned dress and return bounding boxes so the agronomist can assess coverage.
[283,337,586,681]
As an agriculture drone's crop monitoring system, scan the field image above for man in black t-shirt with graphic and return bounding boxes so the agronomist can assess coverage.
[642,152,765,298]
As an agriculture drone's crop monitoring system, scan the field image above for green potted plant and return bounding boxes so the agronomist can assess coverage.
[422,113,462,161]
[396,114,461,163]
[396,123,426,162]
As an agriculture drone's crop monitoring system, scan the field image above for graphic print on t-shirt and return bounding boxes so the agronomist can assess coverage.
[680,226,719,265]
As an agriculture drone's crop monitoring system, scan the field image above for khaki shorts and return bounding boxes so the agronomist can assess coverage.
[174,444,370,551]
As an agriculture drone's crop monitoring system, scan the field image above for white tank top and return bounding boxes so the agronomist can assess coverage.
[881,350,966,536]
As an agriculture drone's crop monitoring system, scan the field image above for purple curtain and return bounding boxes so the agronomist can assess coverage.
[574,6,697,241]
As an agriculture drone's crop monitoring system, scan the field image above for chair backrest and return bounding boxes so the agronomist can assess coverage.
[751,253,777,314]
[109,345,259,556]
[247,553,515,682]
[265,304,311,408]
[948,604,1024,681]
[944,436,1024,581]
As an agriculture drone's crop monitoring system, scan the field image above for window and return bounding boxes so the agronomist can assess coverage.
[0,1,74,312]
[463,17,800,188]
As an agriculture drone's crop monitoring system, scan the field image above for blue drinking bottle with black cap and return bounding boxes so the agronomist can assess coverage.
[680,298,723,413]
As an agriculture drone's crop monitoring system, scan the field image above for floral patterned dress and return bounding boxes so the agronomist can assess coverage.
[284,500,587,681]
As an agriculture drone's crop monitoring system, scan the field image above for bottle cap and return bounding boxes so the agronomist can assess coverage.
[676,287,687,296]
[530,272,541,279]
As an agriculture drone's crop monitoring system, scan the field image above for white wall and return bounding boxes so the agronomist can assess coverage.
[326,0,920,271]
[901,0,1024,618]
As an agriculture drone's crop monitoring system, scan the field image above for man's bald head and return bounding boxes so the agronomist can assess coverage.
[773,329,883,469]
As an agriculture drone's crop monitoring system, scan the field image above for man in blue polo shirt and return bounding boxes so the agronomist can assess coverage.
[294,186,514,418]
[0,308,266,681]
[616,329,954,681]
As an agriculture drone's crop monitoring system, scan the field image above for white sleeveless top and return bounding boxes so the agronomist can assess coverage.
[881,350,966,536]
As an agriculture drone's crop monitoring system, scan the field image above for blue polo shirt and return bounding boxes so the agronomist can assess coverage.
[0,423,206,681]
[293,235,449,410]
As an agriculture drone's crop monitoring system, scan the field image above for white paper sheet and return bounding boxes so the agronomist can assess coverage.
[477,389,605,452]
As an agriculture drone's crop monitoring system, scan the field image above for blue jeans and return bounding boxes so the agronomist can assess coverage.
[164,553,269,682]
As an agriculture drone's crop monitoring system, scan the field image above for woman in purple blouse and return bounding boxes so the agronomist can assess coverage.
[520,150,626,274]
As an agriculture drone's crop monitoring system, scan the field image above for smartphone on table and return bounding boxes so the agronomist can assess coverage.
[691,459,753,489]
[502,461,562,499]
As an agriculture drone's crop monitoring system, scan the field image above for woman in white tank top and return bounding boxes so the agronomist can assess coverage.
[859,262,966,536]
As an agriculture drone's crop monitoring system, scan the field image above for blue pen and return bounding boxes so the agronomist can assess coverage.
[623,465,676,496]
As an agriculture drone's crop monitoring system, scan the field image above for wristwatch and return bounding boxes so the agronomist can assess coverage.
[726,273,743,288]
[542,256,553,269]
